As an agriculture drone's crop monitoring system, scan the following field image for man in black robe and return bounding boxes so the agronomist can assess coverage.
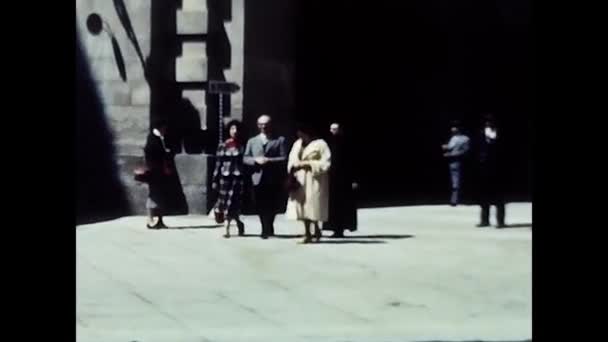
[323,122,358,237]
[476,114,507,228]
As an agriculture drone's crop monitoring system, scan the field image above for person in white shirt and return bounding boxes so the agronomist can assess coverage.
[477,114,506,228]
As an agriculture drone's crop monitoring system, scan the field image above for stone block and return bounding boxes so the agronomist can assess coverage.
[182,0,207,11]
[182,90,206,107]
[115,141,147,157]
[123,0,152,12]
[175,154,209,214]
[106,106,149,150]
[181,185,207,214]
[181,42,206,58]
[176,57,208,82]
[177,10,208,35]
[131,82,151,105]
[174,154,207,186]
[112,10,152,41]
[89,57,146,83]
[90,58,123,82]
[99,81,132,106]
[80,34,113,60]
[230,105,243,121]
[126,58,148,81]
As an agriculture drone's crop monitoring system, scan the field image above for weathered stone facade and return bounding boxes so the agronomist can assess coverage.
[76,0,244,214]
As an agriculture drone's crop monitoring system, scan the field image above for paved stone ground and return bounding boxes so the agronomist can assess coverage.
[77,203,532,342]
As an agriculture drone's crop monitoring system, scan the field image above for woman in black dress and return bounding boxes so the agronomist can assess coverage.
[212,120,246,238]
[144,121,175,229]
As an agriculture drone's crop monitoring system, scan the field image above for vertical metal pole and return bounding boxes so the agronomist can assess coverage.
[218,93,224,147]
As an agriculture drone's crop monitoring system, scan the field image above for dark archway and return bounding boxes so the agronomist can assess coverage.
[245,0,533,207]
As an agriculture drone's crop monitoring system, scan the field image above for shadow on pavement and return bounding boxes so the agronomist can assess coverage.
[167,225,223,229]
[505,223,532,228]
[274,234,305,239]
[236,234,303,239]
[417,340,530,342]
[341,234,415,239]
[315,240,387,244]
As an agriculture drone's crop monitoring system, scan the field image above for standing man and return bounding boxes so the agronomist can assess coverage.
[442,122,470,206]
[324,122,358,238]
[244,115,288,239]
[477,114,506,228]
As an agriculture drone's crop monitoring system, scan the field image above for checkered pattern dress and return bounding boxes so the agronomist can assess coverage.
[211,139,245,219]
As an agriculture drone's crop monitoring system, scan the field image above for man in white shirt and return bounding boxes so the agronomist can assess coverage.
[477,114,506,228]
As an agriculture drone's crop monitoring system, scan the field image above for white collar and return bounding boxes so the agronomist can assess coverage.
[484,127,497,139]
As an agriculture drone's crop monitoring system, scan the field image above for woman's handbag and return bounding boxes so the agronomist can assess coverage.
[213,208,225,224]
[284,169,301,192]
[133,165,150,183]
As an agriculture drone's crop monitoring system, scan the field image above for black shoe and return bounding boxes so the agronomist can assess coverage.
[496,223,507,229]
[314,231,322,242]
[476,223,490,228]
[261,234,268,239]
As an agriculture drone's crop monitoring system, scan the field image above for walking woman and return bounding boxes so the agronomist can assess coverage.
[143,121,174,229]
[286,123,332,244]
[211,120,246,238]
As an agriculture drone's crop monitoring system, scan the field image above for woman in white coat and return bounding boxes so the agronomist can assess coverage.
[286,123,332,243]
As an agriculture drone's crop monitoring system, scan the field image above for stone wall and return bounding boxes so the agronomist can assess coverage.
[76,0,151,156]
[77,0,152,214]
[77,0,244,216]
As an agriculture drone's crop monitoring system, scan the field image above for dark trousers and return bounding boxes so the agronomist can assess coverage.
[480,201,505,225]
[253,185,279,236]
[479,165,505,225]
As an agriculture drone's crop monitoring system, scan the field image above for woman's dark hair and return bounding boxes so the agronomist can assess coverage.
[296,121,318,138]
[225,119,243,142]
[151,118,169,130]
[450,119,462,129]
[482,113,497,125]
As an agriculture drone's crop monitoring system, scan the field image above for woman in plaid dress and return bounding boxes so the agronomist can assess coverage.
[212,120,246,238]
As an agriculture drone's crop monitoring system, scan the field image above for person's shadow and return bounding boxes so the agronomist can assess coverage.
[503,223,532,228]
[317,234,415,244]
[341,234,414,239]
[169,224,223,229]
[234,233,415,244]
